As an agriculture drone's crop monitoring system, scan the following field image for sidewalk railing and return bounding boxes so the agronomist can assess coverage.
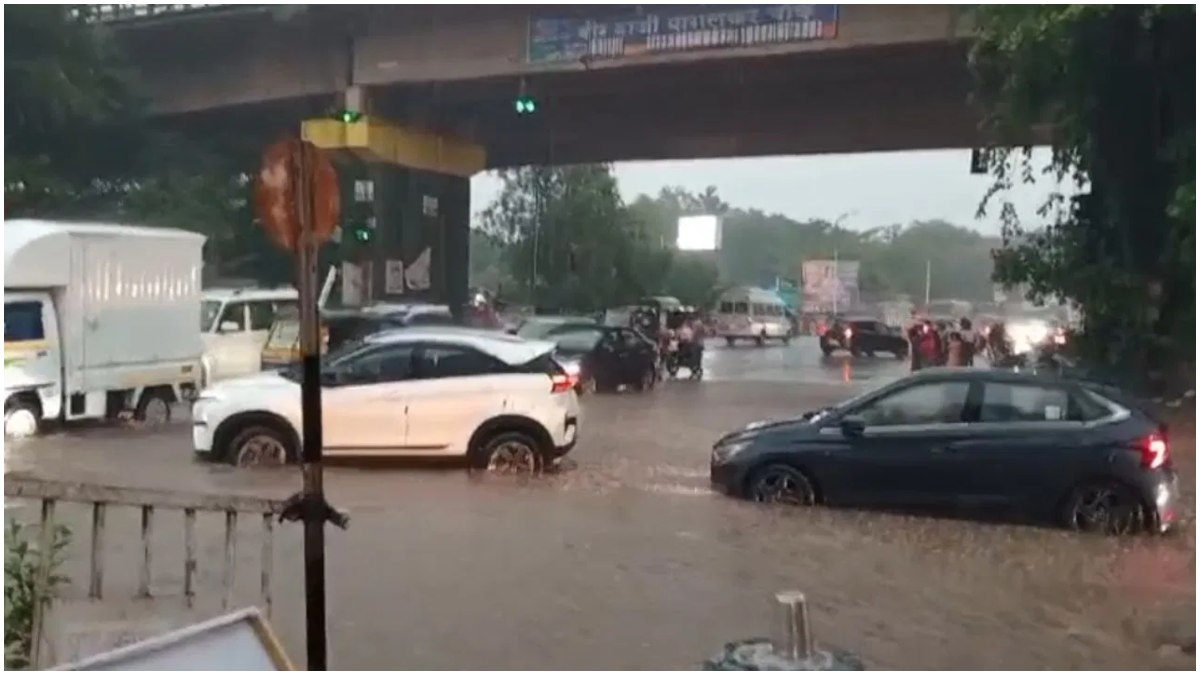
[4,475,283,669]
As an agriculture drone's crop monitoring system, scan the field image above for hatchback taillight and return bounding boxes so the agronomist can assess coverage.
[1141,432,1169,469]
[551,372,578,394]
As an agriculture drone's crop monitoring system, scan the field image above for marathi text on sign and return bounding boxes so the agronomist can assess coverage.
[527,5,839,64]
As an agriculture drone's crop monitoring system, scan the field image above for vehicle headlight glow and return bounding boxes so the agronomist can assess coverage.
[1008,320,1049,354]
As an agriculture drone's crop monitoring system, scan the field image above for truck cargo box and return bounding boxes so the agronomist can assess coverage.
[5,220,206,385]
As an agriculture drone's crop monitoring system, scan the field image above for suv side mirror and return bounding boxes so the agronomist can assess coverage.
[839,415,866,437]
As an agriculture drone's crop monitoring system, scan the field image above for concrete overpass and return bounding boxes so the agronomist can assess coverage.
[117,4,979,166]
[110,5,983,309]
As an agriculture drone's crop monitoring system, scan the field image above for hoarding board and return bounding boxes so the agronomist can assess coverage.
[677,215,722,251]
[528,5,839,65]
[55,608,292,671]
[801,259,859,312]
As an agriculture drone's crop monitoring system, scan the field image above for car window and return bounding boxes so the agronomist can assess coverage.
[414,345,507,379]
[853,381,971,427]
[406,311,455,327]
[733,302,749,314]
[979,382,1091,423]
[248,301,278,331]
[337,344,414,383]
[219,302,247,331]
[618,329,644,349]
[554,329,604,352]
[201,300,222,332]
[5,301,44,341]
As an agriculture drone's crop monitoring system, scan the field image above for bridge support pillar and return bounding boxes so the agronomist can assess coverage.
[301,115,484,315]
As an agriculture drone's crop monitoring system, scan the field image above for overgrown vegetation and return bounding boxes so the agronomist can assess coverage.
[4,519,72,670]
[4,4,286,283]
[477,166,1001,312]
[971,5,1195,392]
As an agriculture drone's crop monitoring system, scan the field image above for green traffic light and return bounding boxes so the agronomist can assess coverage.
[338,109,363,123]
[514,97,537,114]
[354,227,371,242]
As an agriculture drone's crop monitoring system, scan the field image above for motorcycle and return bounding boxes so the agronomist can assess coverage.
[664,340,704,380]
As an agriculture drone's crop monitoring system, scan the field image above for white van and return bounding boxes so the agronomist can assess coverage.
[714,287,792,346]
[201,287,297,384]
[4,220,205,437]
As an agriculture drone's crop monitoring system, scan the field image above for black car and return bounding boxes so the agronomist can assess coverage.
[820,318,908,358]
[511,315,598,340]
[710,368,1179,535]
[550,326,658,394]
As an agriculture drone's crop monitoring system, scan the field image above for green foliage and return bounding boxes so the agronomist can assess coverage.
[481,164,698,311]
[971,5,1195,387]
[5,519,71,670]
[475,170,998,313]
[4,5,280,284]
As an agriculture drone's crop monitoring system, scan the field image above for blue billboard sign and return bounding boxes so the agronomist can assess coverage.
[527,5,839,65]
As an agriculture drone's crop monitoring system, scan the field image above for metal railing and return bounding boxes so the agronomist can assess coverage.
[5,475,283,669]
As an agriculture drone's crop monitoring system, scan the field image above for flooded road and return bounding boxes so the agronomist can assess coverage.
[6,339,1195,669]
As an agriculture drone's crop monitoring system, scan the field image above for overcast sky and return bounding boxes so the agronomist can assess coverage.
[470,148,1068,235]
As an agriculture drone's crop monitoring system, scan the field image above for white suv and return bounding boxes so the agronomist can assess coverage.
[192,328,580,472]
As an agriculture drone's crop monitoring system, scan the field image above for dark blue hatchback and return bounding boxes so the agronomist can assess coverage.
[710,368,1179,534]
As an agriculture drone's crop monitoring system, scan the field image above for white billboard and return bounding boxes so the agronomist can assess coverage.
[676,215,721,251]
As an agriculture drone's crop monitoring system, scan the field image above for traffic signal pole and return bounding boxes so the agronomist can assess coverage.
[294,144,329,671]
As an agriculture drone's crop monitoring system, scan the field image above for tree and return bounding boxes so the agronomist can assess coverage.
[971,5,1195,387]
[4,6,282,284]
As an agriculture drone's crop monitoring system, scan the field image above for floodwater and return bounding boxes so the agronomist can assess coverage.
[6,339,1195,669]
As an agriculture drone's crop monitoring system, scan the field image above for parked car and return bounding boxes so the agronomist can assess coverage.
[193,328,580,473]
[820,317,908,358]
[550,326,658,394]
[260,308,411,369]
[710,368,1179,535]
[201,286,298,384]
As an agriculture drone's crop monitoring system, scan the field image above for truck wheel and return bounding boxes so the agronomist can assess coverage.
[135,388,174,426]
[725,337,735,347]
[4,398,40,439]
[755,334,765,347]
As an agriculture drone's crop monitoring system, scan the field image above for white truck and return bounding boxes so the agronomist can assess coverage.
[4,220,206,438]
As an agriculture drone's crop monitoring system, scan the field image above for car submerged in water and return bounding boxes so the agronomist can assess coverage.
[710,368,1179,535]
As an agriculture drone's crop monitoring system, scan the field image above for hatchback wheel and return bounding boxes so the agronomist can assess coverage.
[1063,481,1144,535]
[474,431,543,475]
[748,464,815,506]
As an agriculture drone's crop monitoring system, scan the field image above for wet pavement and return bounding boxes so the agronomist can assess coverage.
[6,338,1195,669]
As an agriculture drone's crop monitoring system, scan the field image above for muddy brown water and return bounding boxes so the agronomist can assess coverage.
[7,377,1195,670]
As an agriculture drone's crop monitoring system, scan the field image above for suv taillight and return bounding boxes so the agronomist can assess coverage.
[551,372,578,394]
[1141,432,1169,469]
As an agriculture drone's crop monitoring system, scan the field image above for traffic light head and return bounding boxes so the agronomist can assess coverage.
[344,221,372,244]
[335,109,363,124]
[514,96,538,115]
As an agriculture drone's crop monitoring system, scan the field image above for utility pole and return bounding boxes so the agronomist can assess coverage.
[832,249,840,315]
[924,259,932,307]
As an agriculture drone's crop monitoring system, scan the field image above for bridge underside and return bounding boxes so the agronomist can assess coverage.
[168,40,980,169]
